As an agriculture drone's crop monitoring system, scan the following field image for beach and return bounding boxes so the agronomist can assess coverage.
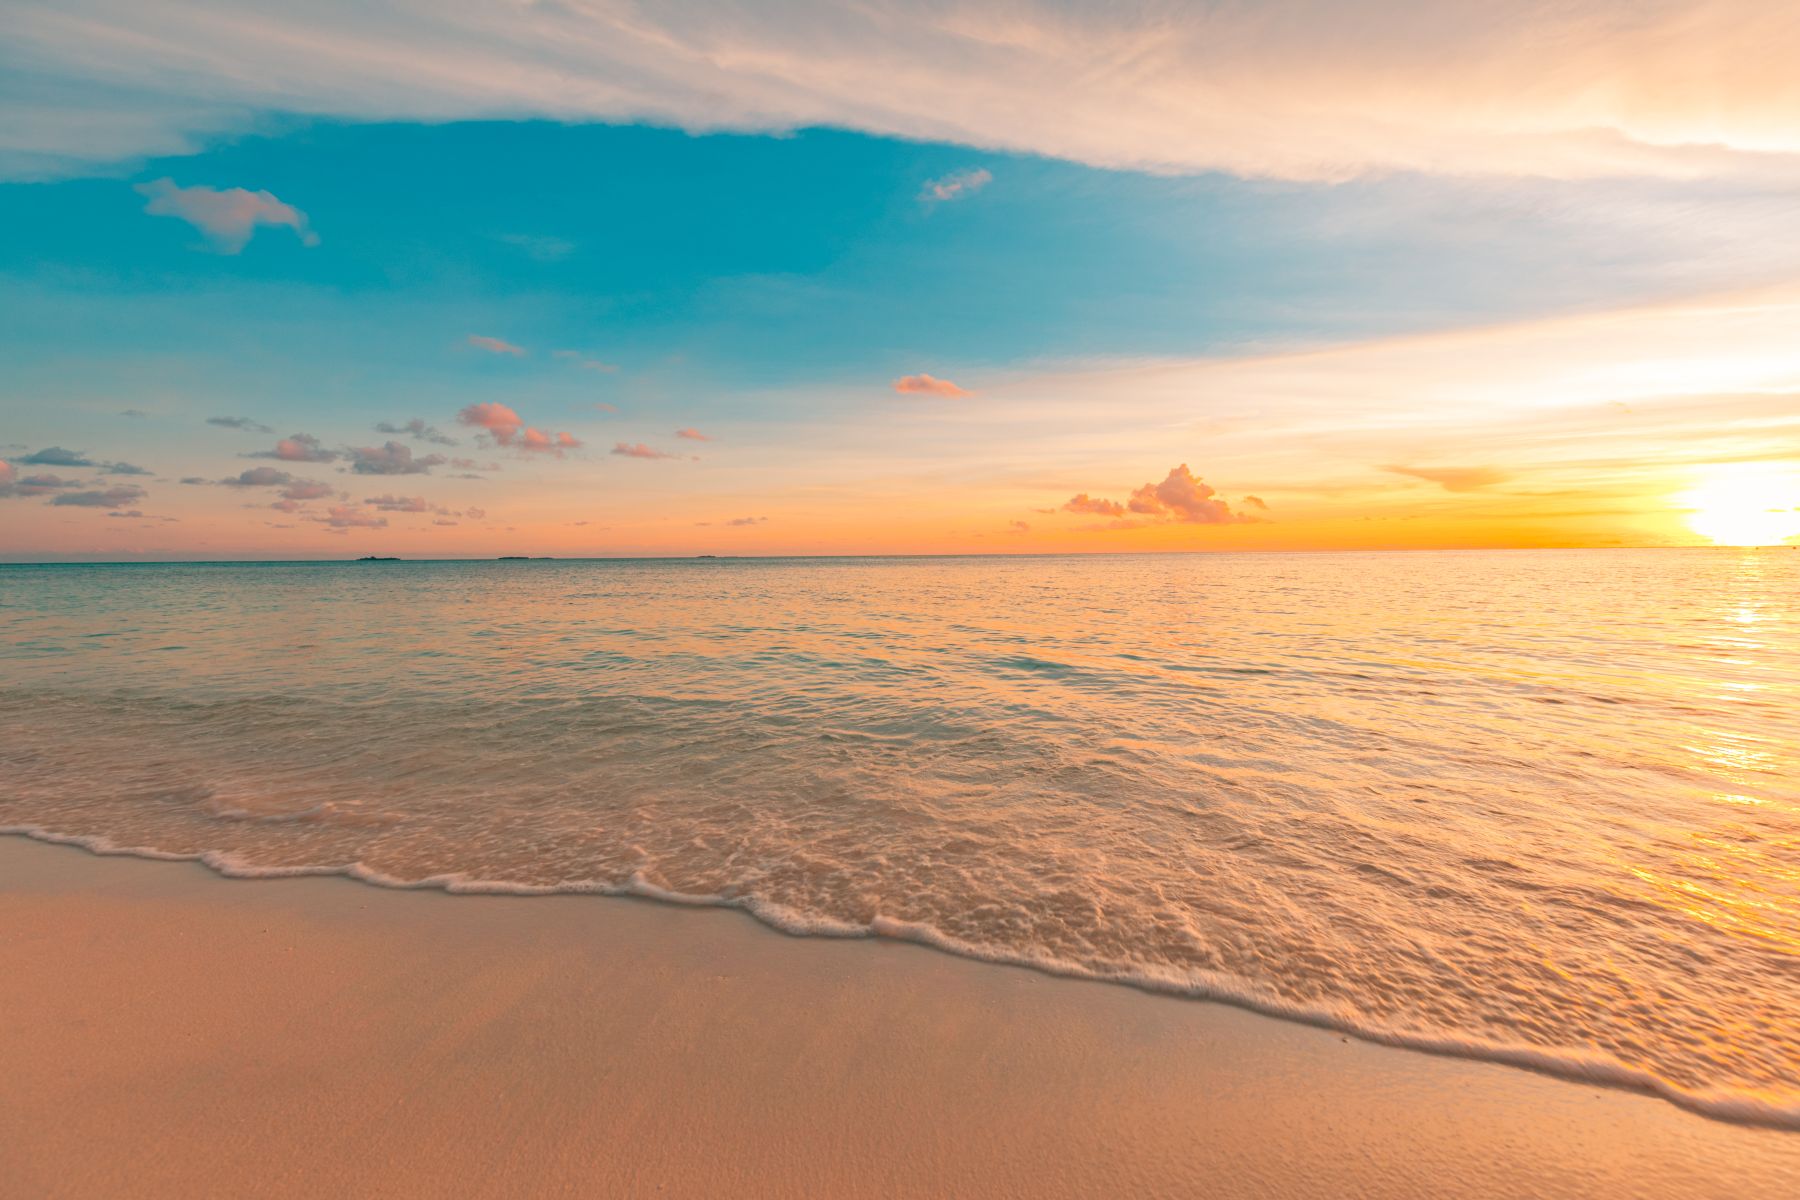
[5,835,1796,1199]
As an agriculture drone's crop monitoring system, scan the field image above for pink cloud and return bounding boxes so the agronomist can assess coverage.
[468,335,526,356]
[675,427,709,441]
[137,179,318,254]
[594,402,619,414]
[458,402,576,454]
[520,428,582,454]
[251,432,338,463]
[611,442,682,460]
[1244,494,1269,510]
[310,505,389,529]
[465,507,487,520]
[1066,465,1252,526]
[1063,493,1125,517]
[892,373,969,397]
[282,480,335,501]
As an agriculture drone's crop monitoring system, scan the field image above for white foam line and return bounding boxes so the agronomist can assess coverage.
[5,825,1797,1132]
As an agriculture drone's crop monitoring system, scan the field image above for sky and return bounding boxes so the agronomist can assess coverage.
[4,0,1800,559]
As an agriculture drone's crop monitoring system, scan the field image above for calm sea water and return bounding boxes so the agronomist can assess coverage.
[3,551,1797,1124]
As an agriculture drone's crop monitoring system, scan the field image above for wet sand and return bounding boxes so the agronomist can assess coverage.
[3,835,1796,1199]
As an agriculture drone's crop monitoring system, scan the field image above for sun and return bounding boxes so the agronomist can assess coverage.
[1680,463,1800,546]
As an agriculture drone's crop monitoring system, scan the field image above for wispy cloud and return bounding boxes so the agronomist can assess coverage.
[892,373,969,398]
[1063,494,1125,517]
[137,179,318,253]
[18,446,93,466]
[921,167,992,204]
[468,334,526,356]
[207,416,274,433]
[375,418,457,446]
[22,4,1791,182]
[675,428,709,442]
[1382,465,1512,492]
[51,485,147,508]
[362,494,434,512]
[555,349,618,373]
[611,442,682,460]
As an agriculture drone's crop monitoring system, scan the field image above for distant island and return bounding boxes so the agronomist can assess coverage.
[498,556,557,560]
[355,556,400,562]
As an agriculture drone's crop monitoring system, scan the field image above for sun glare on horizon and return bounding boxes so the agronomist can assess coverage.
[1681,463,1800,546]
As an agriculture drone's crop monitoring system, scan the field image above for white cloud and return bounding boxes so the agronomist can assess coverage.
[12,3,1800,182]
[921,167,991,203]
[136,178,318,253]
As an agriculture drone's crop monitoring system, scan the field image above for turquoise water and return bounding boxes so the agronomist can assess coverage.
[2,550,1797,1124]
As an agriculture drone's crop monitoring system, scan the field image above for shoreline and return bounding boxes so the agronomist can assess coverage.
[9,825,1797,1133]
[4,835,1797,1198]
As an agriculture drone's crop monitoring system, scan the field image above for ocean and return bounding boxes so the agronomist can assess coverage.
[3,550,1796,1125]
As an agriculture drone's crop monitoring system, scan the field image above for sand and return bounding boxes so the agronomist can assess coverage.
[2,836,1796,1199]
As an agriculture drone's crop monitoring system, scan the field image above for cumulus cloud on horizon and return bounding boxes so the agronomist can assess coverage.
[1064,465,1254,526]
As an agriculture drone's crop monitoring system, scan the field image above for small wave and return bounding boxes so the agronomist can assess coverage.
[6,824,1797,1133]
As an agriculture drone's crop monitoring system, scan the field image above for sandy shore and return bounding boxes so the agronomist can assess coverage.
[3,836,1796,1199]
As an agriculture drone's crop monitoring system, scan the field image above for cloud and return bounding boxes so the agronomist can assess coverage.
[465,507,487,520]
[675,428,709,441]
[1008,519,1030,532]
[611,442,682,460]
[458,401,523,442]
[468,334,526,356]
[21,3,1800,184]
[1063,493,1125,517]
[136,178,318,253]
[1,469,85,498]
[18,446,94,466]
[99,461,152,476]
[119,408,150,419]
[207,416,274,433]
[51,485,147,508]
[593,402,619,414]
[362,494,432,512]
[348,442,446,475]
[554,350,617,373]
[519,428,581,454]
[921,167,992,203]
[374,418,457,445]
[892,373,969,398]
[309,505,388,529]
[1067,465,1249,526]
[724,516,767,526]
[1382,465,1512,492]
[219,466,296,487]
[280,480,335,501]
[456,402,577,454]
[251,432,339,463]
[1244,495,1269,510]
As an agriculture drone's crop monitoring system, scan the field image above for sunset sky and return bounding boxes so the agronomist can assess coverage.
[5,0,1800,559]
